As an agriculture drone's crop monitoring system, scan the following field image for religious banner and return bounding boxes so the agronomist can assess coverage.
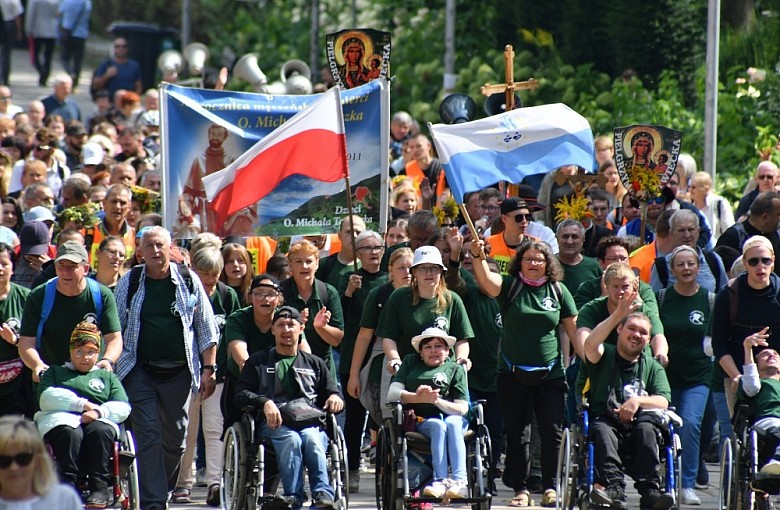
[326,29,391,90]
[613,124,682,201]
[160,79,389,238]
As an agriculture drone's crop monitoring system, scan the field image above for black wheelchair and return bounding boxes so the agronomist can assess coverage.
[719,404,779,510]
[220,406,349,510]
[46,424,140,510]
[557,404,681,510]
[375,401,493,510]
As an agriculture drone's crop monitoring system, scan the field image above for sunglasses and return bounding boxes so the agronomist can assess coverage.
[0,452,33,469]
[511,213,533,223]
[757,174,775,180]
[747,257,773,267]
[648,196,665,205]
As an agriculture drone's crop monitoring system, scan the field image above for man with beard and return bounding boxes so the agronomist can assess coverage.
[582,302,673,510]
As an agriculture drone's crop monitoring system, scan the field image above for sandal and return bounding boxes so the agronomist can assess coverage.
[171,487,192,504]
[508,490,531,507]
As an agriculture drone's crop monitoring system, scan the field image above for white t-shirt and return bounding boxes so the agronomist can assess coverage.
[0,0,23,21]
[0,483,83,510]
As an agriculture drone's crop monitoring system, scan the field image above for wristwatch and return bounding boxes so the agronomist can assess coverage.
[201,364,217,372]
[100,357,116,370]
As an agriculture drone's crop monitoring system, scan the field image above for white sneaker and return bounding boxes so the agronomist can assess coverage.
[680,488,701,506]
[446,480,468,499]
[423,480,447,499]
[760,459,780,477]
[195,467,207,487]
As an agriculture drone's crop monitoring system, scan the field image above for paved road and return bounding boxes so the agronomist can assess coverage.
[174,461,730,510]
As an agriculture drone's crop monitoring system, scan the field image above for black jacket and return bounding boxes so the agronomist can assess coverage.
[234,348,341,410]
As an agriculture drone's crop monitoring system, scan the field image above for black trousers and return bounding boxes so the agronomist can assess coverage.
[60,36,85,88]
[45,421,116,491]
[32,37,55,85]
[496,373,566,492]
[591,414,663,491]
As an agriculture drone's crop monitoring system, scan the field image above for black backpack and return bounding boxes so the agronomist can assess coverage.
[654,251,722,290]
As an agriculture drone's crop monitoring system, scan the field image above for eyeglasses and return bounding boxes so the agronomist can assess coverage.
[251,291,279,299]
[511,213,533,223]
[414,265,442,274]
[0,452,33,469]
[357,245,384,253]
[34,145,51,151]
[747,257,773,267]
[72,348,99,358]
[0,96,10,101]
[101,248,126,259]
[521,258,546,265]
[757,174,775,180]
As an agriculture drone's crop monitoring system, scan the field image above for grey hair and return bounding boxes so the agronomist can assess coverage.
[670,209,699,229]
[191,245,224,274]
[355,230,382,247]
[141,225,171,245]
[669,245,699,266]
[556,218,585,236]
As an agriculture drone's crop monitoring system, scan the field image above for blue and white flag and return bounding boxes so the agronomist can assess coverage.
[429,103,594,203]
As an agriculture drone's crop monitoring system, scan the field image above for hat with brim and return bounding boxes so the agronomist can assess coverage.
[55,240,88,264]
[515,184,546,211]
[411,246,447,271]
[19,221,49,256]
[411,326,457,353]
[24,206,56,224]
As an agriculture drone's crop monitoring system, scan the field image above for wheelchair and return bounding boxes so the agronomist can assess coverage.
[719,404,778,510]
[46,424,140,510]
[375,401,493,510]
[557,404,681,510]
[220,406,349,510]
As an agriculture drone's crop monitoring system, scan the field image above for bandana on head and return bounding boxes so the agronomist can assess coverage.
[69,321,102,351]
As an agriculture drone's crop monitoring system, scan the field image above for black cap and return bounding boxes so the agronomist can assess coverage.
[66,124,87,137]
[250,274,280,292]
[515,184,546,211]
[273,306,302,324]
[500,197,530,215]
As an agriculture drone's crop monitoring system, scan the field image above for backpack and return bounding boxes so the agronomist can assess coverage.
[37,277,103,350]
[125,263,197,311]
[279,278,330,310]
[654,251,722,290]
[501,278,563,316]
[657,287,716,316]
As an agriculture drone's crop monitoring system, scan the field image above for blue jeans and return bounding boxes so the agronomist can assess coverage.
[671,385,709,489]
[712,390,734,456]
[417,415,468,481]
[260,423,334,508]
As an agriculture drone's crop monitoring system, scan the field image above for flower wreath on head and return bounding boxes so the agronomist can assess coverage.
[130,185,161,214]
[58,202,101,228]
[433,196,459,227]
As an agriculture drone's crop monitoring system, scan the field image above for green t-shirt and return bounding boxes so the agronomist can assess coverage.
[137,277,186,363]
[317,254,359,290]
[657,287,712,389]
[224,307,276,378]
[38,364,128,404]
[461,285,501,393]
[277,354,298,396]
[738,377,780,420]
[497,277,577,380]
[0,284,29,364]
[584,343,671,418]
[375,286,474,360]
[576,295,664,345]
[338,269,387,375]
[575,278,660,321]
[20,281,121,366]
[561,257,602,300]
[392,355,469,418]
[211,285,242,380]
[359,283,394,382]
[281,278,344,369]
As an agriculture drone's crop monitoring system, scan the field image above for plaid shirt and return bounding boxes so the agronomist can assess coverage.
[114,263,218,392]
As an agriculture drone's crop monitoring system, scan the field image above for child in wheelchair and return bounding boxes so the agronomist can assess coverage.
[387,327,470,500]
[739,329,780,478]
[34,321,131,508]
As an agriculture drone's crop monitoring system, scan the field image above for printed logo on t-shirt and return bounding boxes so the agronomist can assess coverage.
[541,297,557,311]
[432,372,449,388]
[6,317,19,334]
[170,301,181,317]
[494,312,502,329]
[214,314,226,332]
[689,310,704,326]
[432,317,449,332]
[83,313,98,324]
[88,378,105,393]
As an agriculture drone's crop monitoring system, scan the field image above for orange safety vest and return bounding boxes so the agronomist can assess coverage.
[404,160,447,199]
[629,241,657,283]
[245,236,278,275]
[84,221,136,270]
[486,232,539,276]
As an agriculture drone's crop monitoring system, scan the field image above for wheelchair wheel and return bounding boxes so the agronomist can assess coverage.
[329,423,349,509]
[375,424,402,510]
[467,422,493,510]
[719,438,735,510]
[221,423,250,510]
[555,427,572,510]
[118,430,140,510]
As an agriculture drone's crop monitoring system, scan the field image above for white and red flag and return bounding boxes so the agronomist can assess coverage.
[203,86,349,226]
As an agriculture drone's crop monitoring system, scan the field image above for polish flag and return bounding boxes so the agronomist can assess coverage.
[203,87,348,226]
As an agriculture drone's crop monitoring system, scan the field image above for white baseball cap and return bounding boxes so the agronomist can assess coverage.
[81,142,104,166]
[411,246,447,271]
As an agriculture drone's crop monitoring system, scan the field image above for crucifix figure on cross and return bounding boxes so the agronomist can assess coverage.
[480,45,539,112]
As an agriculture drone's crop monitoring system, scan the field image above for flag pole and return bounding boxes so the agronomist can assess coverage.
[459,203,481,242]
[344,173,359,273]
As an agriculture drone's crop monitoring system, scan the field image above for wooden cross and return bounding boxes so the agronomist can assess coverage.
[480,45,539,110]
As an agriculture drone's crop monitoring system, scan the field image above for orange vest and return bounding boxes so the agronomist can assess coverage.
[486,232,539,276]
[245,236,278,275]
[629,241,657,283]
[84,221,136,270]
[404,160,446,199]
